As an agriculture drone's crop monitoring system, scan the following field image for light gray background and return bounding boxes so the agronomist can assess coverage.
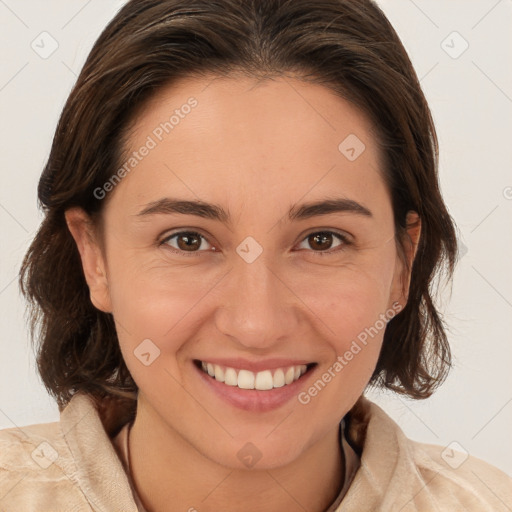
[1,0,511,477]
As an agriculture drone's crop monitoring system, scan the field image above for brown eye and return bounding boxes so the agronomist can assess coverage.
[297,231,349,253]
[163,231,211,253]
[309,232,334,251]
[176,233,201,251]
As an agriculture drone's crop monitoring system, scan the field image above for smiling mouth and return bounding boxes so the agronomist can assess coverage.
[194,360,316,391]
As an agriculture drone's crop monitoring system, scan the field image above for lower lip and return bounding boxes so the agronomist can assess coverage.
[194,363,316,412]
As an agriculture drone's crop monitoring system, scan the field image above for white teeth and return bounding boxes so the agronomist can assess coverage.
[285,367,295,385]
[214,365,225,383]
[273,369,285,388]
[199,362,310,390]
[255,370,273,390]
[224,367,238,386]
[238,370,255,389]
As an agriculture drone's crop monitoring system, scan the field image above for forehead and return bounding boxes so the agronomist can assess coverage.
[111,73,387,217]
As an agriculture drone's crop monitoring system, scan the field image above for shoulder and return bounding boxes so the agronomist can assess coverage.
[0,418,87,509]
[342,397,512,511]
[408,438,512,511]
[0,419,63,467]
[0,392,136,510]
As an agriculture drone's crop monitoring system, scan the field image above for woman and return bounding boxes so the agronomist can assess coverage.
[1,0,510,510]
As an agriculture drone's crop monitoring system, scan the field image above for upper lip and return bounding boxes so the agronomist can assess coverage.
[195,358,315,373]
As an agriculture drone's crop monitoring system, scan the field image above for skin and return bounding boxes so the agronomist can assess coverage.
[66,74,421,512]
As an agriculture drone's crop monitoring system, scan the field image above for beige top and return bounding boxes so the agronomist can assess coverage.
[0,391,511,511]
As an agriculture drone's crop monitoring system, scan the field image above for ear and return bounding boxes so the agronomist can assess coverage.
[389,211,421,310]
[65,207,112,313]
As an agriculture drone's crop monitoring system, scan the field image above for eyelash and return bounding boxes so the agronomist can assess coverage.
[159,229,352,257]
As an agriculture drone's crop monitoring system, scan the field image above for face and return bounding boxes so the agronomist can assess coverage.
[67,74,418,470]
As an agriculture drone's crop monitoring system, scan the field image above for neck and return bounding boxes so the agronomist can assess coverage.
[128,401,345,512]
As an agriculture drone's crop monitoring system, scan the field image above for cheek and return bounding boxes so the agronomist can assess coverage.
[104,233,214,332]
[290,249,398,341]
[104,247,220,378]
[293,266,396,417]
[108,268,205,394]
[288,249,398,397]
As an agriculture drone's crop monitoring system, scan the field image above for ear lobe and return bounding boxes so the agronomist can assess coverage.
[391,211,422,309]
[65,207,112,313]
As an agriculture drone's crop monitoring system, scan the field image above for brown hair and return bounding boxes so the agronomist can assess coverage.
[20,0,458,411]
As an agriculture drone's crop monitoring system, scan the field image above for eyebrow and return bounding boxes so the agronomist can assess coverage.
[135,197,373,223]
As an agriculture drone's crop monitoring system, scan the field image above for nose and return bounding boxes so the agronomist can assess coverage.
[214,255,300,350]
